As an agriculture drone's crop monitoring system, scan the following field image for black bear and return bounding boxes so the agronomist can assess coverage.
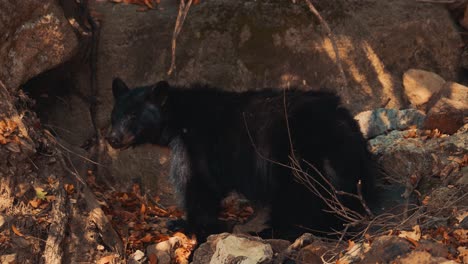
[107,78,375,241]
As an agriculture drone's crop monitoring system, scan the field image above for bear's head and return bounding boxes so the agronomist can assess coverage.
[106,78,169,149]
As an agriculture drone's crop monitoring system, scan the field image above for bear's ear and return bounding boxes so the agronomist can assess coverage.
[149,81,170,106]
[112,78,129,99]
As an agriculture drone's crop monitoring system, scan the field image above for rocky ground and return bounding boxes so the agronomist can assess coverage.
[0,0,467,263]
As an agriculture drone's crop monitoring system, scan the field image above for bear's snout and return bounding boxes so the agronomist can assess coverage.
[106,131,121,148]
[106,130,135,149]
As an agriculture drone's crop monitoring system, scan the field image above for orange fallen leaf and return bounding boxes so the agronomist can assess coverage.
[97,255,118,264]
[404,129,418,139]
[149,253,158,264]
[140,233,153,243]
[405,236,419,248]
[29,198,42,208]
[347,240,356,251]
[140,203,147,216]
[64,184,75,195]
[422,196,430,206]
[11,225,24,237]
[398,225,421,242]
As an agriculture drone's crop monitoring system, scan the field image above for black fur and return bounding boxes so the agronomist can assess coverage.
[107,78,375,241]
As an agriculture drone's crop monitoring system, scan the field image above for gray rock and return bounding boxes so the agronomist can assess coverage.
[369,126,467,192]
[192,233,273,264]
[403,69,446,107]
[355,108,426,139]
[374,134,432,182]
[0,0,78,90]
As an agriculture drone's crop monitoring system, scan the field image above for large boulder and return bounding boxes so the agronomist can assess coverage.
[36,0,463,193]
[92,0,461,122]
[0,0,78,90]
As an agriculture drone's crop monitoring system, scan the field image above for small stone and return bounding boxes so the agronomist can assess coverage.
[209,234,273,264]
[192,233,273,264]
[403,69,446,107]
[97,244,105,251]
[131,250,145,261]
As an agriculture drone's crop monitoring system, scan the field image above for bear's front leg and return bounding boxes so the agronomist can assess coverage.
[184,176,227,243]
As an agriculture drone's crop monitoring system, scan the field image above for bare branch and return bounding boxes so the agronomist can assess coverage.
[168,0,193,76]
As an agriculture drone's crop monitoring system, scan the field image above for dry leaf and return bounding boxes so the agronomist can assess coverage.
[149,253,158,264]
[453,229,468,244]
[455,211,468,224]
[440,162,458,178]
[29,198,42,208]
[64,184,75,194]
[458,246,468,263]
[336,258,351,264]
[140,233,153,243]
[11,225,24,237]
[398,225,421,242]
[97,255,118,264]
[404,129,418,138]
[347,240,356,251]
[422,196,430,206]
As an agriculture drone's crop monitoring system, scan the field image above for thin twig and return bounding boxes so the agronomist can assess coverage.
[167,0,193,76]
[43,130,102,166]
